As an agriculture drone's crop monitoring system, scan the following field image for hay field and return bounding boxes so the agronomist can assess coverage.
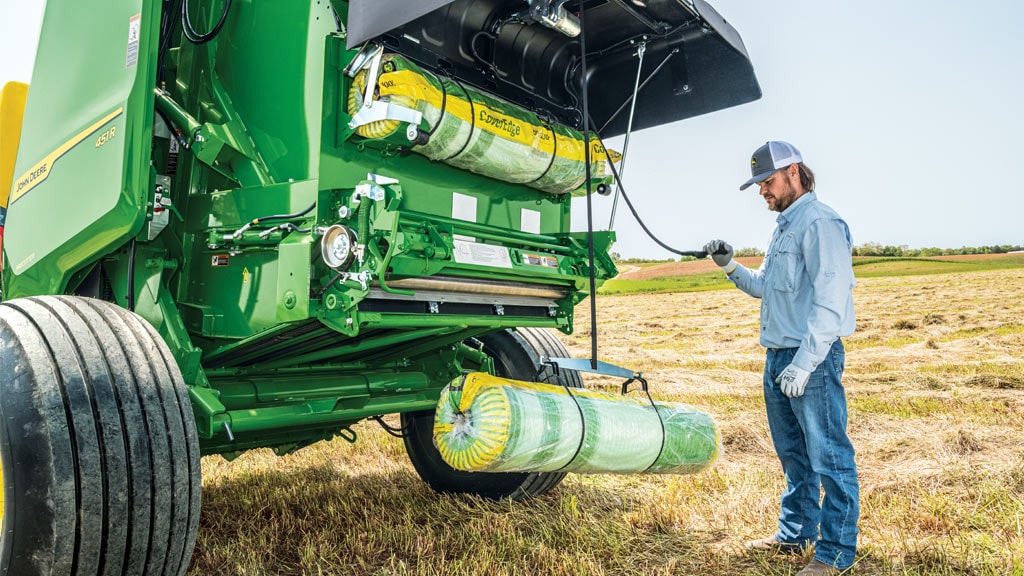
[188,268,1024,576]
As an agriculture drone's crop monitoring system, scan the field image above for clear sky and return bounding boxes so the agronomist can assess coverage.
[579,0,1024,257]
[3,1,1022,258]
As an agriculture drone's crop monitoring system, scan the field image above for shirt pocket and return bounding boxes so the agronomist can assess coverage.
[772,232,803,293]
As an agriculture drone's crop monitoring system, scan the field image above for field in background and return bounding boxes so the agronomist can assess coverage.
[187,260,1024,576]
[602,253,1024,295]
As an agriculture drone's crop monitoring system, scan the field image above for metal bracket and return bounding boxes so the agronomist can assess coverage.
[147,175,172,241]
[348,101,423,131]
[344,42,383,78]
[354,182,386,202]
[527,0,581,37]
[345,42,424,131]
[542,356,639,379]
[345,270,372,291]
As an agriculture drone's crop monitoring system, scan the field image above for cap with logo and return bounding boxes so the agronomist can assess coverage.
[739,141,803,191]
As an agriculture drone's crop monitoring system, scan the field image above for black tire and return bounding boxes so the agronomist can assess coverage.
[0,296,202,576]
[402,327,582,500]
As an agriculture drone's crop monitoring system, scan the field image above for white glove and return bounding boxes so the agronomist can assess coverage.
[703,240,737,273]
[776,364,811,398]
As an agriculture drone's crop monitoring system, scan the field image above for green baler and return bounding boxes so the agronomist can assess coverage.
[0,1,759,574]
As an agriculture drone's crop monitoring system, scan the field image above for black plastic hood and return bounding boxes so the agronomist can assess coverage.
[343,0,761,137]
[346,0,457,49]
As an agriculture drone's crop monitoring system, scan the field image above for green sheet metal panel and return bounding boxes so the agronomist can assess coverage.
[3,0,159,298]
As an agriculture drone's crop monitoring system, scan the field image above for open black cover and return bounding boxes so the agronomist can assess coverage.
[344,0,760,137]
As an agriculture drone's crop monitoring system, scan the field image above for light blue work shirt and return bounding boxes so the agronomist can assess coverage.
[727,192,856,372]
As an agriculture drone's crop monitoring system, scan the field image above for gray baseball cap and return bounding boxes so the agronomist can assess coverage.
[739,141,803,190]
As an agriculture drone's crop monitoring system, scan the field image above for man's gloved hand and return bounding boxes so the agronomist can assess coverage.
[776,364,812,398]
[703,240,737,273]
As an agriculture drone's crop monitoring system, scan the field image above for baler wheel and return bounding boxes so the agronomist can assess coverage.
[0,296,201,576]
[402,327,582,500]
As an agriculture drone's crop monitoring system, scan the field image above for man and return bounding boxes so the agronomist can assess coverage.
[705,141,859,575]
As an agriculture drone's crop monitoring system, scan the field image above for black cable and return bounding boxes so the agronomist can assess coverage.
[620,376,668,473]
[547,362,588,473]
[317,271,345,298]
[527,123,558,184]
[155,107,188,149]
[441,78,476,161]
[227,201,317,242]
[372,416,410,438]
[593,129,710,259]
[578,0,599,370]
[246,202,317,224]
[157,0,183,84]
[182,0,233,44]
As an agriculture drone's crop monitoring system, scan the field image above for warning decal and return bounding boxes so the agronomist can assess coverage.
[127,14,141,67]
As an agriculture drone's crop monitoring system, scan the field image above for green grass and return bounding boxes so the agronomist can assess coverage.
[187,265,1024,576]
[599,254,1024,295]
[852,253,1024,277]
[599,271,731,295]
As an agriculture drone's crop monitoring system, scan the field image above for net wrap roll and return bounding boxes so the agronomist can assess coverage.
[433,372,720,475]
[347,54,619,195]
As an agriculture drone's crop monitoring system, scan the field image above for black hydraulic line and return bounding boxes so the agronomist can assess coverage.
[593,132,718,259]
[241,202,317,226]
[157,0,183,83]
[182,0,233,44]
[317,271,345,298]
[578,0,599,371]
[225,202,317,243]
[372,416,410,438]
[154,108,188,149]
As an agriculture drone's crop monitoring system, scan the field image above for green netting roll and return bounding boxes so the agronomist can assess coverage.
[433,372,720,475]
[348,54,618,195]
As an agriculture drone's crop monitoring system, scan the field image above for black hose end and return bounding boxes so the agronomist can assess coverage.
[596,183,612,196]
[406,127,431,146]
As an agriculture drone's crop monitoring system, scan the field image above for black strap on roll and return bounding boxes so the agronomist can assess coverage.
[527,123,559,185]
[425,69,450,137]
[444,372,470,416]
[621,376,668,473]
[441,77,475,161]
[537,362,588,472]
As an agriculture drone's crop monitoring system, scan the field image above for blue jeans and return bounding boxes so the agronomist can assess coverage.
[764,340,859,569]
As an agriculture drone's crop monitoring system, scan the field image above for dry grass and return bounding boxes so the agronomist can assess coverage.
[188,269,1024,576]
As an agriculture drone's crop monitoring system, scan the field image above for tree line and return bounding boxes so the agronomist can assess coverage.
[850,243,1023,257]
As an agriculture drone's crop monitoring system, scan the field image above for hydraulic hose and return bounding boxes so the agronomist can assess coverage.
[182,0,233,44]
[594,129,718,259]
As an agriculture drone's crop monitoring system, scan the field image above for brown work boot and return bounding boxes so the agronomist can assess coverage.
[743,535,802,555]
[796,559,840,575]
